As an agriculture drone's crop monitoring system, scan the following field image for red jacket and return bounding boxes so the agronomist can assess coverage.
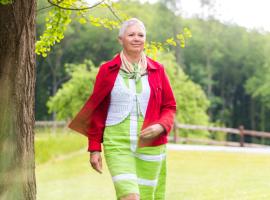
[68,54,176,152]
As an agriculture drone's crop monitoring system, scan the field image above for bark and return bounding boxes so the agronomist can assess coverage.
[0,0,36,199]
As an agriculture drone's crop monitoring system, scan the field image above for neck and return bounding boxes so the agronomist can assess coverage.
[123,50,141,63]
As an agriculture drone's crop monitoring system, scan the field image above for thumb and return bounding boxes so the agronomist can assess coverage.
[98,156,103,172]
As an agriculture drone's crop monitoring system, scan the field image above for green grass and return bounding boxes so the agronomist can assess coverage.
[35,130,86,164]
[166,151,270,200]
[36,135,270,200]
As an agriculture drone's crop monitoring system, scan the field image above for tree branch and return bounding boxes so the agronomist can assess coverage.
[104,2,122,23]
[47,0,105,11]
[56,75,70,88]
[37,5,54,12]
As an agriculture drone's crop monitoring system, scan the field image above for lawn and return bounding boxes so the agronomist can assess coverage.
[35,133,270,200]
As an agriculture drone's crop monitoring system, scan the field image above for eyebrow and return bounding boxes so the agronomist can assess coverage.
[127,32,145,35]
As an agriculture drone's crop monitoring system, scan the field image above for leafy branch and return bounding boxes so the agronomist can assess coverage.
[47,0,105,11]
[36,0,192,58]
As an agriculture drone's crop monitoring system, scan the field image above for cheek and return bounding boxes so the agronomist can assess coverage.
[141,39,146,45]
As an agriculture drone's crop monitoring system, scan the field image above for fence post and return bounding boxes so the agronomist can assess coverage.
[239,125,245,147]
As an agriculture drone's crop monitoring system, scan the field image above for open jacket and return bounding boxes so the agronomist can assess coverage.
[68,54,177,152]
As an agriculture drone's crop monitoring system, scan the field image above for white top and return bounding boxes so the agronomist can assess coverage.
[105,73,150,126]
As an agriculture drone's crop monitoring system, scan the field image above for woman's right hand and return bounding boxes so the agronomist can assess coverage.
[89,151,102,174]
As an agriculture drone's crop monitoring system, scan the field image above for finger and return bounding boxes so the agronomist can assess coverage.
[95,162,102,174]
[140,132,154,139]
[99,157,103,171]
[141,125,153,132]
[138,136,153,148]
[141,130,157,137]
[141,126,152,134]
[90,155,102,174]
[94,167,102,174]
[142,131,161,140]
[91,161,102,174]
[90,160,97,168]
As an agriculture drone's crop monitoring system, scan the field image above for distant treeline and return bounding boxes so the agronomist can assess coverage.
[36,0,270,132]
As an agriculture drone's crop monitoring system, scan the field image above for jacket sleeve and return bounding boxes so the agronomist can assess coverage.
[87,94,110,152]
[68,64,109,152]
[156,66,177,135]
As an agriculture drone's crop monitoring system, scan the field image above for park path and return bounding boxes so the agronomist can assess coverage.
[167,143,270,154]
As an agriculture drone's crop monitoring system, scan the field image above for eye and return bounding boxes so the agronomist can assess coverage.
[139,34,144,37]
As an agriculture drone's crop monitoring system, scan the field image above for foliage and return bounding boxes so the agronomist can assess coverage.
[182,18,270,131]
[145,27,192,59]
[36,7,72,57]
[37,0,192,120]
[155,52,210,137]
[0,0,12,5]
[155,52,210,125]
[36,0,121,57]
[245,35,270,109]
[46,59,98,120]
[36,0,191,57]
[246,67,270,108]
[36,0,270,133]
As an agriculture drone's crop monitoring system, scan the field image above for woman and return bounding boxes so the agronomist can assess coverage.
[68,18,176,200]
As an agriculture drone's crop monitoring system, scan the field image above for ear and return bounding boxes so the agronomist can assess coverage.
[118,36,123,46]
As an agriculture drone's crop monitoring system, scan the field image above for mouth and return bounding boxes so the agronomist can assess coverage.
[131,44,142,47]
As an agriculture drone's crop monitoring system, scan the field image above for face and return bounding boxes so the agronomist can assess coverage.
[119,24,146,54]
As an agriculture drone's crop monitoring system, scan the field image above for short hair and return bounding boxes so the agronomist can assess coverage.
[118,18,146,37]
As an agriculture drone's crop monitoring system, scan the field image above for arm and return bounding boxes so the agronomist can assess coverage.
[140,66,176,140]
[87,94,110,152]
[155,66,177,135]
[68,64,109,151]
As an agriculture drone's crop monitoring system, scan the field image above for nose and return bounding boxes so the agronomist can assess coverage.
[134,36,140,41]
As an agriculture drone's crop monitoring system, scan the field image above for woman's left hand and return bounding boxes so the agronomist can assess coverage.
[140,124,165,140]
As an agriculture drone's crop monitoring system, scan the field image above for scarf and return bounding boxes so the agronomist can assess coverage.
[120,51,147,82]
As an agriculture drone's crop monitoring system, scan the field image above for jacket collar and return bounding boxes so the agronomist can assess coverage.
[108,53,158,71]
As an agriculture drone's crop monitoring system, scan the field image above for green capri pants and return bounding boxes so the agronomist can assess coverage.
[103,114,167,200]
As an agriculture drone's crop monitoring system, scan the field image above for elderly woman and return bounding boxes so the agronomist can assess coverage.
[68,18,176,200]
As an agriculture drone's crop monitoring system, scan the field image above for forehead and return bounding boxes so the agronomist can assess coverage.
[124,24,145,34]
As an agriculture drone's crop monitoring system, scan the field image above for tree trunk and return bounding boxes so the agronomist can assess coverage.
[0,1,36,199]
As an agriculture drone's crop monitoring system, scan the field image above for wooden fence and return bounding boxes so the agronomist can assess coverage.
[35,121,270,147]
[173,122,270,147]
[35,121,66,127]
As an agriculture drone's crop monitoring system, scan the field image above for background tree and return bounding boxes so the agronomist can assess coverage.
[47,59,98,120]
[245,34,270,131]
[39,0,270,137]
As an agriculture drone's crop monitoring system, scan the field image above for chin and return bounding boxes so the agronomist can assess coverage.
[132,48,143,53]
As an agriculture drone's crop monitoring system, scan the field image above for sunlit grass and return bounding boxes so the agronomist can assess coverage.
[35,129,86,164]
[166,151,270,200]
[35,132,270,200]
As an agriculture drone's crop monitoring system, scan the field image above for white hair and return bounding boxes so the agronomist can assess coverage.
[118,18,146,37]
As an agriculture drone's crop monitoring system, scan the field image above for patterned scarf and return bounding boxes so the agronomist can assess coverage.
[120,51,147,82]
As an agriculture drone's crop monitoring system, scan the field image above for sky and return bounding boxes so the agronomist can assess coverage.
[141,0,270,32]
